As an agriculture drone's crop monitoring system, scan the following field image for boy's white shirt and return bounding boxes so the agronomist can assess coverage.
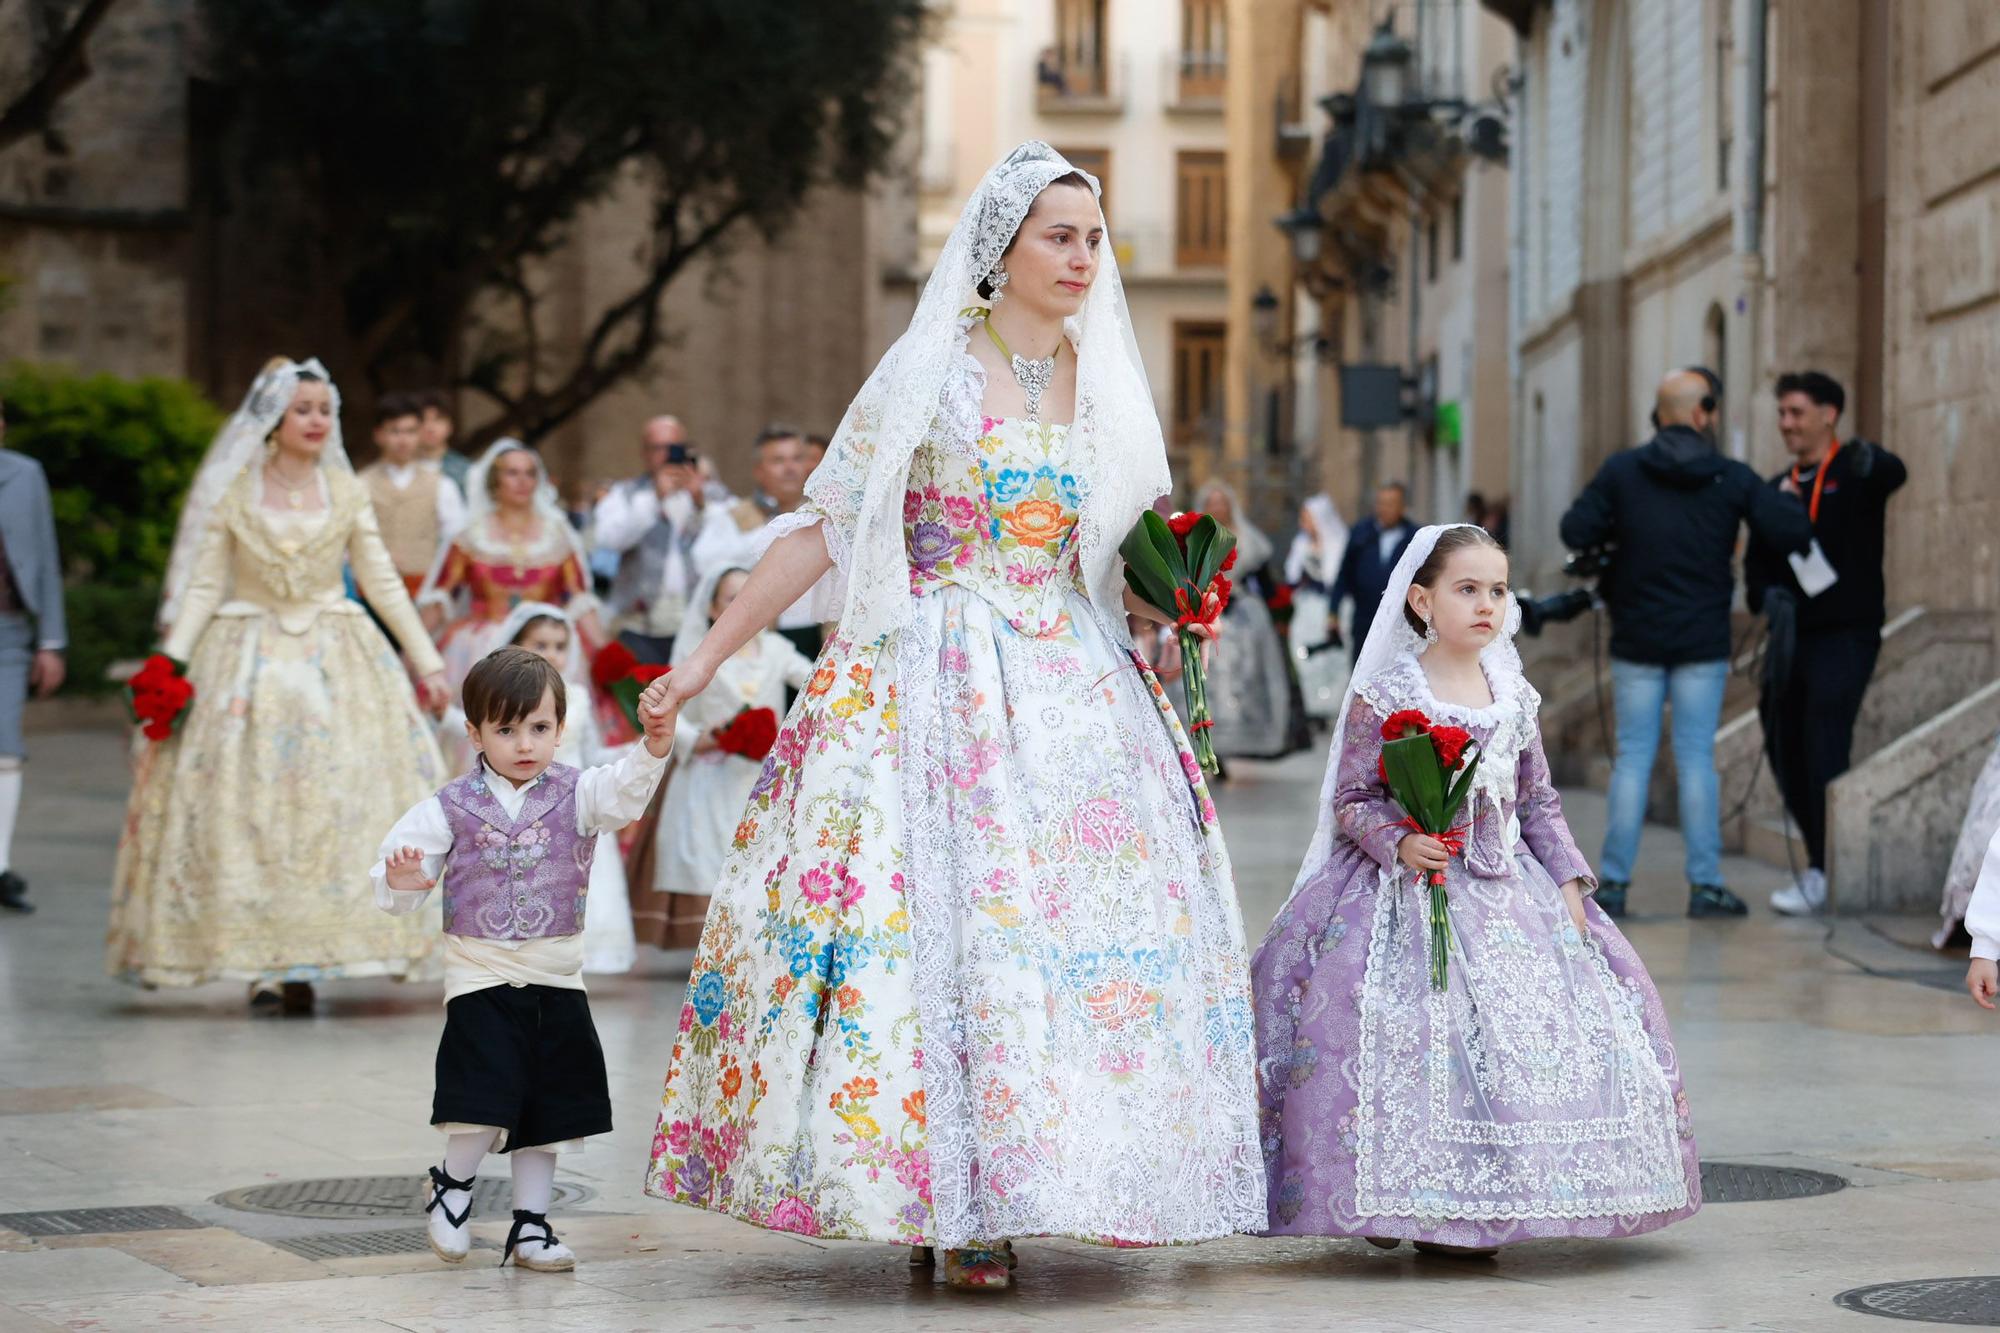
[1965,824,2000,962]
[371,741,669,1001]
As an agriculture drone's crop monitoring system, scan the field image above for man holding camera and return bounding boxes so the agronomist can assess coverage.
[1747,371,1906,915]
[595,414,707,662]
[1560,369,1812,918]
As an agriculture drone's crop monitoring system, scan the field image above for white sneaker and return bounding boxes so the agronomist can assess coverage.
[422,1167,474,1264]
[1770,868,1828,916]
[503,1211,576,1272]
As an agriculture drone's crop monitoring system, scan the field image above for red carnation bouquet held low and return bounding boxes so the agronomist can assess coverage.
[126,654,194,742]
[1377,708,1481,991]
[590,643,671,735]
[711,707,780,763]
[1121,509,1237,776]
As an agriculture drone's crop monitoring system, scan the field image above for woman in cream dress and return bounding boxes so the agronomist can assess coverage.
[108,359,450,1010]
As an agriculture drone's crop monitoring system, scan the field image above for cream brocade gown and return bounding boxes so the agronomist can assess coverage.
[108,468,449,987]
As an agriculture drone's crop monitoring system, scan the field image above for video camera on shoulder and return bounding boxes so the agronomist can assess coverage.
[1517,543,1613,636]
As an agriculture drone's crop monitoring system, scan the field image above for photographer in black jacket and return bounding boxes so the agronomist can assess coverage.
[1560,369,1812,919]
[1747,370,1906,916]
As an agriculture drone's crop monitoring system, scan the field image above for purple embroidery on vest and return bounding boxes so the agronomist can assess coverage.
[438,763,596,941]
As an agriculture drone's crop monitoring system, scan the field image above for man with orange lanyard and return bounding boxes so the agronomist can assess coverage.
[1748,370,1907,915]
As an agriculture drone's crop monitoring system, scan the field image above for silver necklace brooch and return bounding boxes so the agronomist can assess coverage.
[984,317,1058,422]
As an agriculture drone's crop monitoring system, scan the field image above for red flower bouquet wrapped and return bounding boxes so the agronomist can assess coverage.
[712,707,780,762]
[126,654,194,742]
[1266,583,1296,630]
[591,644,669,733]
[1121,510,1238,775]
[1377,708,1482,990]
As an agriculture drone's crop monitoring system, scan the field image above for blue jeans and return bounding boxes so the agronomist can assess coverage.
[1600,657,1728,887]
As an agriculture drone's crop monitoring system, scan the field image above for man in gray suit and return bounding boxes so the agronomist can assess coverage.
[0,393,66,914]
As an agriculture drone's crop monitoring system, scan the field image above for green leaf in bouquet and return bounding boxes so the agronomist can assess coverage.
[1440,751,1482,829]
[1382,733,1447,828]
[1186,515,1238,591]
[1120,511,1184,610]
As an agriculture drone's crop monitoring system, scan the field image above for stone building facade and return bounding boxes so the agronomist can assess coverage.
[1224,0,1515,542]
[0,0,921,498]
[1489,0,2000,911]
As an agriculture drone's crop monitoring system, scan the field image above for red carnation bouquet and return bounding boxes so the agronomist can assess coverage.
[591,642,671,734]
[1266,583,1296,631]
[1377,708,1481,991]
[1121,510,1237,775]
[711,707,780,762]
[126,653,194,742]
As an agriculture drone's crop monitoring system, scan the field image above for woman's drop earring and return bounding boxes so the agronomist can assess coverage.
[988,265,1010,303]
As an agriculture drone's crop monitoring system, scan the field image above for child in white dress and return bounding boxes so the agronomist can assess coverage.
[655,566,815,908]
[499,602,638,975]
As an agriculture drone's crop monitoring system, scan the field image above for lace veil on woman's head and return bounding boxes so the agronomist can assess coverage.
[799,141,1170,644]
[160,357,349,630]
[417,437,589,602]
[1279,522,1524,910]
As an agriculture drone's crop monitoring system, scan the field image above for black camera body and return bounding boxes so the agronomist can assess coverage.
[1517,543,1613,637]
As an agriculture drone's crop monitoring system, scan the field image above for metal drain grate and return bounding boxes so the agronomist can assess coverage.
[271,1228,495,1261]
[1836,1277,2000,1325]
[214,1174,591,1220]
[0,1206,204,1237]
[1698,1160,1847,1203]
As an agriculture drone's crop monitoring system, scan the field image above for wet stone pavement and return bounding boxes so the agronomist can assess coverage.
[1,724,1994,1332]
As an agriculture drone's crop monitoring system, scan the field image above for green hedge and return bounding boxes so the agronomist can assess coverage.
[0,366,223,693]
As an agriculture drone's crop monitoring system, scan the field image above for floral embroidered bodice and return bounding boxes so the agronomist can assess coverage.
[902,416,1087,637]
[432,519,590,624]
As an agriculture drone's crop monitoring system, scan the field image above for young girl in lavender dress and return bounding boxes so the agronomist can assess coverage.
[1251,523,1701,1255]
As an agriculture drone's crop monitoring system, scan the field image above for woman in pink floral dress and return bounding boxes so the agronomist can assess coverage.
[643,144,1264,1289]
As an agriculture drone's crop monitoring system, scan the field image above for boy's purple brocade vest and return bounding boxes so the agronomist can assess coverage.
[438,763,596,941]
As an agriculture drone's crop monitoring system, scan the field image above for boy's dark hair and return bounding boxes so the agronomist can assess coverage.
[1775,370,1845,418]
[374,392,420,426]
[416,387,454,418]
[463,646,566,728]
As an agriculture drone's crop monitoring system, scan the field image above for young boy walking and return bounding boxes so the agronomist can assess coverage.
[375,646,676,1270]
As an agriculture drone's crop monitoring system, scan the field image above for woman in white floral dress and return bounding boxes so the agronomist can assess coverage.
[644,144,1265,1288]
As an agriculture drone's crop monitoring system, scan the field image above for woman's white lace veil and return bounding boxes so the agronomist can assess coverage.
[672,562,755,669]
[1192,477,1274,571]
[1279,522,1523,910]
[1285,492,1347,585]
[159,356,349,630]
[790,141,1169,645]
[416,437,588,600]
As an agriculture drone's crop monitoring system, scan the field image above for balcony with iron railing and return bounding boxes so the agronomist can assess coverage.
[1034,49,1127,114]
[1166,48,1227,112]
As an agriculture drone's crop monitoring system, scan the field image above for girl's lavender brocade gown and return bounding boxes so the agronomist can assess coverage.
[1250,650,1701,1246]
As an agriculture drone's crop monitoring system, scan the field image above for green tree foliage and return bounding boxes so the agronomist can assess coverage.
[206,0,925,447]
[0,365,222,691]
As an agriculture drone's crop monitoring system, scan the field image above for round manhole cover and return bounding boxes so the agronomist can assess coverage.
[214,1174,592,1220]
[1698,1160,1846,1203]
[1836,1278,2000,1325]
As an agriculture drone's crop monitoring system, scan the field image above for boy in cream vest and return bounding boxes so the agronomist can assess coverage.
[359,393,465,595]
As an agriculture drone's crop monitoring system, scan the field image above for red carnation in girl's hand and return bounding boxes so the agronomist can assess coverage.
[1220,547,1238,573]
[1166,511,1202,540]
[1380,708,1431,741]
[591,642,639,691]
[1430,724,1473,771]
[714,707,781,762]
[1213,574,1233,613]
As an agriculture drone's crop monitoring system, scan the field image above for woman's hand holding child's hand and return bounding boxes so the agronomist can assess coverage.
[384,846,435,894]
[1560,878,1590,935]
[1397,833,1450,873]
[1967,958,1998,1010]
[639,677,680,758]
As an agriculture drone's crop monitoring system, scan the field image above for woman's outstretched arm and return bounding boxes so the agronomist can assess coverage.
[667,523,834,700]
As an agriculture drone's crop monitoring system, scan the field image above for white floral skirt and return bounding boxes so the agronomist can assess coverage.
[645,587,1266,1247]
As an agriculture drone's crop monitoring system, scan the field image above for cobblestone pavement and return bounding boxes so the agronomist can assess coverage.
[1,725,1994,1332]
